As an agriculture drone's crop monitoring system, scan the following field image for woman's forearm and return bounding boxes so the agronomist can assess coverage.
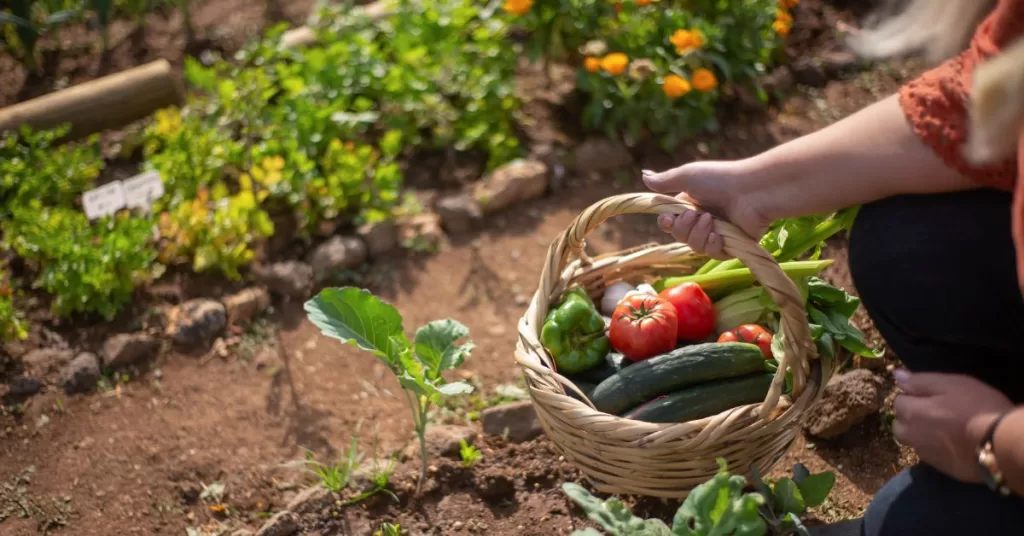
[993,407,1024,495]
[734,94,980,221]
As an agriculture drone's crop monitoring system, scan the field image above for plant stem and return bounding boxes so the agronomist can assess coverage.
[655,260,833,297]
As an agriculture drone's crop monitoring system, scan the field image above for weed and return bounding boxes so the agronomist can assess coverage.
[459,440,482,468]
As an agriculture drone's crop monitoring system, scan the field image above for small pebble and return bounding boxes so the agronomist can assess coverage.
[453,521,464,530]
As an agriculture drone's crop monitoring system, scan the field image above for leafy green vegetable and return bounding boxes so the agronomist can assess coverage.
[564,460,765,536]
[805,277,881,360]
[305,288,474,491]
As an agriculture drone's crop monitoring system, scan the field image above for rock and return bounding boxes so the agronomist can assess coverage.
[822,50,860,78]
[165,299,226,346]
[7,376,43,398]
[256,511,299,536]
[572,138,633,173]
[309,235,368,282]
[60,353,101,394]
[436,192,483,233]
[255,261,313,299]
[791,58,827,88]
[481,400,543,443]
[222,288,270,326]
[285,485,332,514]
[407,425,477,459]
[357,220,399,258]
[102,333,160,368]
[22,348,74,376]
[399,213,445,251]
[760,67,796,96]
[804,369,884,439]
[472,159,548,215]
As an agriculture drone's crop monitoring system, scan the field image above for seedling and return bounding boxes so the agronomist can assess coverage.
[306,287,475,492]
[459,440,482,468]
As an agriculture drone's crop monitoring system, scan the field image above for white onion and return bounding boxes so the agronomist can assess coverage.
[600,282,634,315]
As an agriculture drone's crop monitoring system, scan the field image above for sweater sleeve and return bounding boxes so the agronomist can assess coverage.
[898,2,1021,189]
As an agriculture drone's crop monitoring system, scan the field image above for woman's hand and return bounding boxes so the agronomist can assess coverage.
[893,369,1014,483]
[642,160,772,259]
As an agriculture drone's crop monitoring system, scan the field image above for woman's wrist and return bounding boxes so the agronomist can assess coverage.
[991,407,1024,494]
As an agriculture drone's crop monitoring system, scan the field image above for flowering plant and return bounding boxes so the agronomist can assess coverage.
[509,0,793,147]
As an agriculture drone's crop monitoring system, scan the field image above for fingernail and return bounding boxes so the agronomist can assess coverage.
[893,368,911,387]
[657,214,673,229]
[642,170,655,178]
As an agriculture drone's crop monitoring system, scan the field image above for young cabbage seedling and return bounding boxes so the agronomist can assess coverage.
[305,287,475,492]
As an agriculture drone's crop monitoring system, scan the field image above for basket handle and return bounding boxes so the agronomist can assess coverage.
[529,192,817,416]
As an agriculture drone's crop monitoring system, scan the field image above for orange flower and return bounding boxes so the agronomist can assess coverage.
[691,68,718,92]
[662,75,691,99]
[636,0,657,5]
[773,20,791,36]
[670,29,706,55]
[776,9,793,23]
[600,53,629,75]
[584,57,601,73]
[780,0,799,8]
[502,0,532,15]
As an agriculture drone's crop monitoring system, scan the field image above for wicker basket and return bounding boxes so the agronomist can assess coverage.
[514,193,833,498]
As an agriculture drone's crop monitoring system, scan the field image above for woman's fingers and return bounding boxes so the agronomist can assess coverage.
[657,209,727,259]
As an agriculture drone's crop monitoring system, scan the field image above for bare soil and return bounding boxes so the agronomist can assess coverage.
[0,0,927,534]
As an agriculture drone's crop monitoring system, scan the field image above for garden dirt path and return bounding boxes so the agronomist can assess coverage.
[1,57,920,536]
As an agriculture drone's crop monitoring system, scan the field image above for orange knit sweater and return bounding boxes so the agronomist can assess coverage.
[898,0,1024,289]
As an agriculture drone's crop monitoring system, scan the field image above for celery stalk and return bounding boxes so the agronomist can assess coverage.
[703,208,858,274]
[654,260,833,298]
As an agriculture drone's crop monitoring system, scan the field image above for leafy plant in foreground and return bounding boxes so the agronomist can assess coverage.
[376,522,406,536]
[564,460,835,536]
[305,287,475,491]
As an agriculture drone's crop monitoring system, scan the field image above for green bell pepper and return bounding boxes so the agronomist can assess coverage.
[541,287,611,374]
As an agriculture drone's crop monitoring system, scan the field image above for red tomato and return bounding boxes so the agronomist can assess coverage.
[659,283,716,341]
[610,294,678,361]
[718,324,773,358]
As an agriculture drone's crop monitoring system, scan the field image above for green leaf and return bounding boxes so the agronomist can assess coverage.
[673,459,766,536]
[414,319,475,378]
[304,287,410,368]
[437,381,474,396]
[806,278,860,318]
[773,478,805,516]
[794,472,834,508]
[780,514,812,536]
[0,13,38,34]
[562,483,672,535]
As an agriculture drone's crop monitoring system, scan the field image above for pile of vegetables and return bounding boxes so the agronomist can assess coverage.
[541,208,879,423]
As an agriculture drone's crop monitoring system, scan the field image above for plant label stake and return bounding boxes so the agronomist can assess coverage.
[123,170,164,212]
[82,181,126,220]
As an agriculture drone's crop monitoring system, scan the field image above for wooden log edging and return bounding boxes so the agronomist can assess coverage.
[0,59,182,140]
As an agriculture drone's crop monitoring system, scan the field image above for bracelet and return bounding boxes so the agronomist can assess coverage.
[977,411,1012,496]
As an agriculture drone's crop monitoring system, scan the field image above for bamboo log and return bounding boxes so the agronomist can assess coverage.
[0,59,182,139]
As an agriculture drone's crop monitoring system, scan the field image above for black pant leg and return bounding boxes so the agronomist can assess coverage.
[848,189,1024,403]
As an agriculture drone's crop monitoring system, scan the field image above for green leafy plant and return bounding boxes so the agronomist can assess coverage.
[298,436,363,493]
[459,439,482,467]
[1,0,82,71]
[0,125,104,220]
[305,287,475,491]
[376,522,406,536]
[750,464,836,536]
[0,269,28,342]
[564,460,835,536]
[508,0,790,147]
[5,206,159,320]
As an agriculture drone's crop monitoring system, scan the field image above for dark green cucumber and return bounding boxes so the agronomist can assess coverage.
[621,373,775,423]
[570,352,630,384]
[590,342,766,415]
